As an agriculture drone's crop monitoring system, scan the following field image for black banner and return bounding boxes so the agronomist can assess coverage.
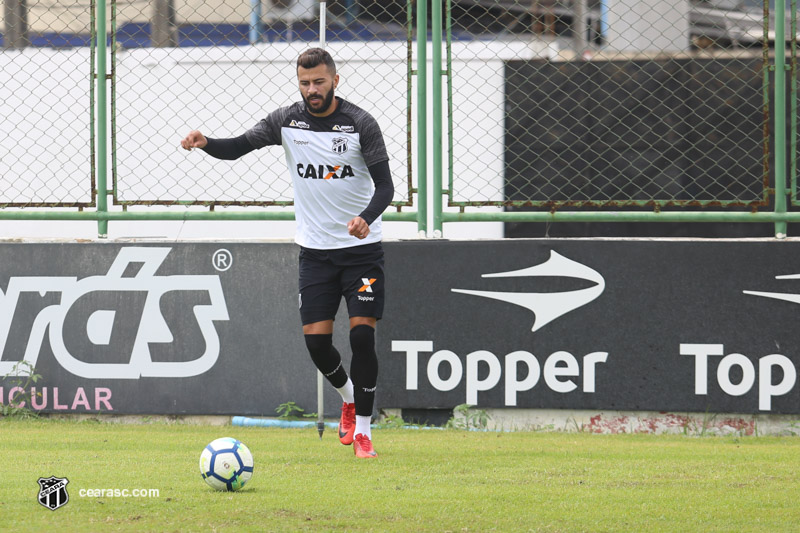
[1,240,799,415]
[0,243,349,416]
[379,240,800,415]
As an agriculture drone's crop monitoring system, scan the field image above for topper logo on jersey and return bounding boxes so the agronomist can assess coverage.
[289,120,310,129]
[393,251,609,406]
[332,124,354,133]
[331,137,348,154]
[452,250,605,332]
[0,247,229,380]
[296,163,354,180]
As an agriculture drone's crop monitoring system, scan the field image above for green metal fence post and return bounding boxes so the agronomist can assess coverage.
[416,0,428,236]
[445,0,454,209]
[791,0,797,205]
[431,0,443,237]
[775,0,788,238]
[96,0,108,238]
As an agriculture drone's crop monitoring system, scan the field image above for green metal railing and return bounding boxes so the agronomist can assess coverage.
[1,0,800,238]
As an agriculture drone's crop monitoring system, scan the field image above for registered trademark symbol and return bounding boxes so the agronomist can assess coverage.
[212,249,233,272]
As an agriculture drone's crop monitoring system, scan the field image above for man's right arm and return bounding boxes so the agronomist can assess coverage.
[182,107,286,159]
[201,135,256,160]
[181,130,256,160]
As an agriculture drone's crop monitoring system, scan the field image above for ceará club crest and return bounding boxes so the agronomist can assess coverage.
[331,137,348,154]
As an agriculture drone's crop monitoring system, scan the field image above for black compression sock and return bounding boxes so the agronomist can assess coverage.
[349,325,378,417]
[304,333,348,389]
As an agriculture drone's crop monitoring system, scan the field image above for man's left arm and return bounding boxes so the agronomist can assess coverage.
[348,160,393,239]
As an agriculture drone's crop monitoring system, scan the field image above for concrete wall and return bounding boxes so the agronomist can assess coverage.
[606,0,690,53]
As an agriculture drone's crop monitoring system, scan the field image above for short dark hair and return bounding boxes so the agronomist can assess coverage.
[297,48,336,74]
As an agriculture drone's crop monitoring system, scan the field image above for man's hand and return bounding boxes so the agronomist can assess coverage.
[181,130,208,151]
[347,217,370,240]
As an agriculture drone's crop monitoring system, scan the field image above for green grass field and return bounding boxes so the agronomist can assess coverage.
[1,418,799,532]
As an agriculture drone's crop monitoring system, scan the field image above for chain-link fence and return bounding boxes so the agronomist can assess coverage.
[0,0,95,207]
[2,0,800,229]
[447,0,775,210]
[110,0,412,207]
[2,0,412,209]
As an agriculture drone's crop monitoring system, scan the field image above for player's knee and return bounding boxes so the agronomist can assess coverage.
[306,333,348,388]
[349,324,375,356]
[304,333,337,370]
[304,333,332,355]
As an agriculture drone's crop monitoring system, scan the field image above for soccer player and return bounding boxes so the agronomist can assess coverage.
[181,48,392,459]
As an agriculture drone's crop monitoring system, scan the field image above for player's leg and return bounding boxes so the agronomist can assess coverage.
[349,317,379,458]
[340,243,385,458]
[303,320,357,445]
[303,320,350,398]
[299,248,357,444]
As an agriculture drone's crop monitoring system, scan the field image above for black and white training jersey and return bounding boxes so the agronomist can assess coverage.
[244,98,389,250]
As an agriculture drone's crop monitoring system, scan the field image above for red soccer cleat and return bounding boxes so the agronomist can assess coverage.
[353,433,378,458]
[338,402,356,445]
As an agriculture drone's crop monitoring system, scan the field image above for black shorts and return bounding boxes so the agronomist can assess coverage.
[298,242,385,325]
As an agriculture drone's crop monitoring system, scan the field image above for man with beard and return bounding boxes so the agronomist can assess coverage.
[181,48,392,459]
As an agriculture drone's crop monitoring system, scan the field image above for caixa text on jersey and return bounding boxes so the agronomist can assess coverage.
[296,163,355,180]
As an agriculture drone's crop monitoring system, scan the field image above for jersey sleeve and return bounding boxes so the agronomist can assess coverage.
[201,135,255,160]
[359,159,394,225]
[244,106,291,149]
[355,113,389,168]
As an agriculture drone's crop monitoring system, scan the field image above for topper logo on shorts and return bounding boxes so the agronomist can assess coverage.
[296,163,354,180]
[357,278,377,302]
[452,250,605,332]
[358,278,377,293]
[0,247,229,379]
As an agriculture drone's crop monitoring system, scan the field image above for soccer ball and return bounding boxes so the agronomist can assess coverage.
[199,437,254,491]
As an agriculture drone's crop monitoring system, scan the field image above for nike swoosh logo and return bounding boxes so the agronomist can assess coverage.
[452,251,605,332]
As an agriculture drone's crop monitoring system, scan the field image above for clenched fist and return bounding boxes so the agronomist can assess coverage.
[181,130,208,151]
